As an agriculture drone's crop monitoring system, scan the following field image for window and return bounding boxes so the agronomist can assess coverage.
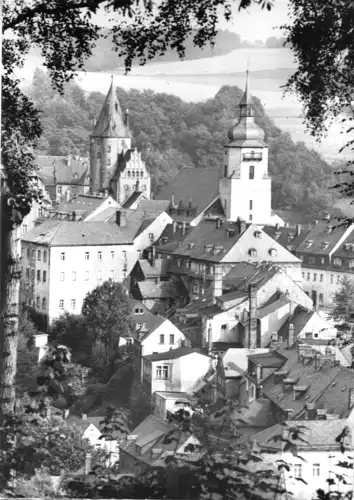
[60,252,65,261]
[110,270,115,280]
[186,260,191,269]
[110,251,115,259]
[159,334,165,344]
[170,334,175,344]
[330,275,334,284]
[98,251,102,260]
[71,299,76,310]
[269,248,277,257]
[60,272,65,281]
[334,258,342,267]
[319,293,324,304]
[37,270,41,281]
[43,251,47,263]
[249,200,253,210]
[97,152,101,158]
[72,271,76,281]
[59,299,64,309]
[72,186,77,197]
[42,298,46,310]
[127,171,131,177]
[32,250,35,259]
[107,158,111,166]
[22,225,28,234]
[107,146,111,153]
[27,249,30,258]
[156,365,169,379]
[302,272,305,279]
[337,275,341,284]
[249,165,255,179]
[251,385,255,399]
[97,271,103,281]
[249,248,257,258]
[221,324,227,330]
[149,233,154,241]
[141,184,146,191]
[313,273,317,282]
[37,250,41,261]
[57,186,62,195]
[122,250,127,259]
[307,273,310,281]
[249,214,253,221]
[349,260,354,269]
[85,271,89,281]
[26,268,29,279]
[31,269,34,280]
[294,464,302,478]
[85,252,90,260]
[313,463,320,477]
[132,171,135,177]
[320,274,324,282]
[137,250,142,259]
[36,296,40,308]
[309,256,316,264]
[140,171,144,178]
[192,284,199,293]
[224,165,227,177]
[177,259,182,268]
[43,270,47,282]
[321,257,325,264]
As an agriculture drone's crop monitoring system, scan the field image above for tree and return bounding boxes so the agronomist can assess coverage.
[81,280,134,377]
[284,1,354,202]
[330,276,354,324]
[50,313,90,364]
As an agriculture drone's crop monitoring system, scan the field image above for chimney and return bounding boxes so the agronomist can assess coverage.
[248,283,258,349]
[296,224,301,236]
[172,221,177,234]
[135,179,140,191]
[288,323,295,348]
[84,453,92,475]
[82,413,87,420]
[182,221,187,236]
[349,388,354,410]
[237,217,246,234]
[275,222,280,230]
[116,210,127,227]
[124,108,129,128]
[216,218,221,229]
[213,266,223,299]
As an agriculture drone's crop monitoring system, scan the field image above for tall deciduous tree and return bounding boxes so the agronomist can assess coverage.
[330,275,354,324]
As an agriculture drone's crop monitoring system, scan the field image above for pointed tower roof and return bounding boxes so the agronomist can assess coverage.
[227,70,266,146]
[92,76,131,138]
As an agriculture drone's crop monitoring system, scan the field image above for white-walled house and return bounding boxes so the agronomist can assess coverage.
[142,347,213,396]
[134,317,187,358]
[20,209,172,324]
[254,416,354,500]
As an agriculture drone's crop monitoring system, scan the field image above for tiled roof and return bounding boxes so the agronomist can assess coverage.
[21,219,140,246]
[262,225,309,251]
[278,306,315,340]
[122,191,143,208]
[144,346,209,362]
[50,195,113,218]
[332,225,354,259]
[155,167,220,220]
[313,367,354,418]
[136,279,187,300]
[92,79,131,138]
[258,294,290,319]
[138,199,171,213]
[128,299,166,338]
[222,263,281,292]
[273,210,315,227]
[222,348,271,377]
[255,419,352,451]
[35,155,89,185]
[199,305,224,318]
[261,343,342,417]
[247,350,287,368]
[295,219,351,255]
[137,259,168,279]
[87,206,117,221]
[154,223,192,253]
[231,399,278,429]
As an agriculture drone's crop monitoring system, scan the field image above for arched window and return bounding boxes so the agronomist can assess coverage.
[140,171,144,177]
[249,165,255,179]
[132,171,135,177]
[127,171,131,177]
[249,248,257,258]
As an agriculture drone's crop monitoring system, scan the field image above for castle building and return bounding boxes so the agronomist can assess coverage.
[89,76,151,204]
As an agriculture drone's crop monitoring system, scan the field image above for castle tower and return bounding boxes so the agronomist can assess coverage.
[219,71,271,224]
[90,76,131,195]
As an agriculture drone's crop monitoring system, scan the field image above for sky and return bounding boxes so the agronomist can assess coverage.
[93,0,290,43]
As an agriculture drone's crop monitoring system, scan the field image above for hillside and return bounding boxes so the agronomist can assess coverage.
[29,68,338,217]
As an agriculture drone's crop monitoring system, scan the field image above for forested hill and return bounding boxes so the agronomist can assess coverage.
[29,68,337,217]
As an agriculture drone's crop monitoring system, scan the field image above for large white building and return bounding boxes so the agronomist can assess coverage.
[20,209,172,324]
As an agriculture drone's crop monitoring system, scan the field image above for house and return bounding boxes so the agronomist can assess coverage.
[277,305,337,343]
[132,277,188,314]
[20,209,172,324]
[119,413,203,477]
[44,194,120,222]
[152,391,195,421]
[142,347,213,396]
[254,417,354,500]
[130,254,169,287]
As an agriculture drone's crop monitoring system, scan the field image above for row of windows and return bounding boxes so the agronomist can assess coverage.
[124,184,147,191]
[159,334,175,345]
[59,299,76,310]
[25,249,48,262]
[60,249,143,261]
[59,270,126,281]
[293,463,321,478]
[156,365,170,379]
[35,297,47,310]
[302,272,324,283]
[304,254,354,269]
[25,268,47,282]
[302,271,346,286]
[223,165,256,179]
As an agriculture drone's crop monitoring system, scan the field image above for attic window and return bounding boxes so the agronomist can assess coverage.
[325,226,332,234]
[249,248,257,258]
[305,240,313,248]
[288,233,295,241]
[333,258,342,267]
[204,244,213,252]
[269,248,277,257]
[321,241,330,250]
[254,231,262,239]
[188,243,196,249]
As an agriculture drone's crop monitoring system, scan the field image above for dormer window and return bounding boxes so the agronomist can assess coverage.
[186,260,191,269]
[269,248,277,257]
[254,230,262,239]
[321,241,330,250]
[305,240,313,249]
[334,258,342,267]
[73,173,78,179]
[249,248,257,258]
[325,226,332,234]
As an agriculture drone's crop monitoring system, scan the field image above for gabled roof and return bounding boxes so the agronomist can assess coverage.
[144,347,209,362]
[278,306,315,340]
[247,350,287,368]
[137,259,169,279]
[332,225,354,259]
[222,348,271,377]
[128,299,166,338]
[21,219,140,246]
[296,219,351,255]
[262,225,309,251]
[154,222,192,253]
[135,279,187,300]
[36,155,90,186]
[92,78,131,138]
[50,195,114,219]
[258,294,290,319]
[222,263,281,293]
[272,210,315,228]
[155,167,220,221]
[122,190,144,209]
[313,367,354,418]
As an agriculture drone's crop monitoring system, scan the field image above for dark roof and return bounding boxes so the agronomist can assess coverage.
[261,343,343,417]
[122,191,144,208]
[135,279,187,300]
[262,225,309,252]
[92,79,131,138]
[231,399,278,429]
[49,195,113,219]
[128,299,166,338]
[258,294,290,319]
[247,351,287,368]
[313,367,354,418]
[65,414,130,437]
[137,259,169,279]
[274,210,315,227]
[296,219,351,255]
[21,219,143,246]
[138,199,171,213]
[155,167,219,221]
[154,223,193,253]
[36,155,90,186]
[144,347,209,362]
[332,226,354,259]
[222,263,281,293]
[278,306,315,340]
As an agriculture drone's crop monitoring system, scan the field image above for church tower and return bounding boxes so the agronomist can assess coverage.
[90,76,132,195]
[219,72,272,224]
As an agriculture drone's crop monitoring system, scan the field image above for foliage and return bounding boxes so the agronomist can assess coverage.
[330,275,354,323]
[6,467,65,498]
[50,313,90,364]
[28,69,338,215]
[16,316,40,395]
[81,280,134,377]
